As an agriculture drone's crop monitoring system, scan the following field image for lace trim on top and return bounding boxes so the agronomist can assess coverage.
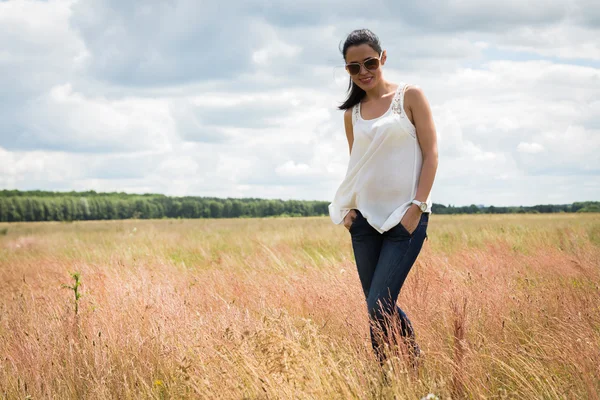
[392,84,407,116]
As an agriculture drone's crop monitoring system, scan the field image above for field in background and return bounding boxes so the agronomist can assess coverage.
[1,214,599,399]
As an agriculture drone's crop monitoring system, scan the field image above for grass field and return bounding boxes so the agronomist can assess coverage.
[1,214,599,399]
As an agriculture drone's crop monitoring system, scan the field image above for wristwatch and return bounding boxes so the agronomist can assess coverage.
[411,199,428,212]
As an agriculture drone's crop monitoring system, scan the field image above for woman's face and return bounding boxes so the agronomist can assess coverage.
[345,44,386,91]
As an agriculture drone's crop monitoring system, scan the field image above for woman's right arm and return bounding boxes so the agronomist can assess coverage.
[344,108,354,155]
[342,108,356,229]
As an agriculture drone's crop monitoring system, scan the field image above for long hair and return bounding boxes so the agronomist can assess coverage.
[338,29,383,110]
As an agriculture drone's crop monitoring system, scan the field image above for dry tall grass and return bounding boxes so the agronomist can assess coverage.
[1,214,599,399]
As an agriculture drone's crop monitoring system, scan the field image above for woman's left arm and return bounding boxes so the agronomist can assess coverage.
[400,86,439,233]
[408,86,438,204]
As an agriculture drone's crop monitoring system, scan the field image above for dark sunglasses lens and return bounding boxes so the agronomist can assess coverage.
[364,58,379,70]
[346,64,360,75]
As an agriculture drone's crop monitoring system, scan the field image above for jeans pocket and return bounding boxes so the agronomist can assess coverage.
[394,221,413,238]
[397,213,428,237]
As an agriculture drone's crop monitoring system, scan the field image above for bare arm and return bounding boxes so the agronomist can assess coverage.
[344,108,354,155]
[405,86,438,206]
[342,108,356,228]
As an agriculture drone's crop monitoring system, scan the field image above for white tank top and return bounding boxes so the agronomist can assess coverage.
[329,83,432,233]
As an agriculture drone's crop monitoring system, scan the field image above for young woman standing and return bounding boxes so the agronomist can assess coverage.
[329,29,439,366]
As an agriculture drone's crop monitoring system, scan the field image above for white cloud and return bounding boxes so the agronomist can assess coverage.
[275,161,312,177]
[495,24,600,61]
[251,24,302,66]
[10,83,176,153]
[517,143,545,154]
[519,125,600,175]
[0,0,599,207]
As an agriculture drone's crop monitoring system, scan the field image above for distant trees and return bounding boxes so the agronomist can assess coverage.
[574,202,600,213]
[0,190,332,222]
[431,202,600,215]
[0,190,598,222]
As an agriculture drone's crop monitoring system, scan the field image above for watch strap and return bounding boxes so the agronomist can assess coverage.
[412,199,428,212]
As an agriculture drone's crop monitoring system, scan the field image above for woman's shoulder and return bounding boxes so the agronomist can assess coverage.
[403,83,424,96]
[403,84,428,106]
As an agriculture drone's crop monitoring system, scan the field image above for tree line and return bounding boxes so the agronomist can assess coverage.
[433,202,600,215]
[0,190,598,222]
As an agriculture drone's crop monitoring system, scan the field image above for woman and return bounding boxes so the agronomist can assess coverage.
[329,29,438,366]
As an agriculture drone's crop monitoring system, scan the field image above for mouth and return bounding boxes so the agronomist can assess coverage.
[358,76,374,85]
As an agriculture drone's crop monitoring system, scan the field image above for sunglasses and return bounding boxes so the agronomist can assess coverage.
[345,53,383,76]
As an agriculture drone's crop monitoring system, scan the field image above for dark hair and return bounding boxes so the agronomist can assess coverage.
[338,29,383,110]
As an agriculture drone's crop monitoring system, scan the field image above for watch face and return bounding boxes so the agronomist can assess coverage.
[420,203,427,212]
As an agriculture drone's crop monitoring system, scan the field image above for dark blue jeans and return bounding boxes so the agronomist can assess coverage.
[349,209,429,363]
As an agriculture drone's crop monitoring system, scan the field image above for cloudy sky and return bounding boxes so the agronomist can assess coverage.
[1,0,599,206]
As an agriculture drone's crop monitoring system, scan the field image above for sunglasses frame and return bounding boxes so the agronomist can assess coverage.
[345,52,383,76]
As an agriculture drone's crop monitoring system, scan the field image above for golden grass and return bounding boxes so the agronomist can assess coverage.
[1,214,599,399]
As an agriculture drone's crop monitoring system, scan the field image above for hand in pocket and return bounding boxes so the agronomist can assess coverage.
[400,208,421,235]
[344,210,357,231]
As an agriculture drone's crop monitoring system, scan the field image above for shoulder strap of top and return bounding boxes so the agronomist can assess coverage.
[392,83,409,116]
[352,103,360,125]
